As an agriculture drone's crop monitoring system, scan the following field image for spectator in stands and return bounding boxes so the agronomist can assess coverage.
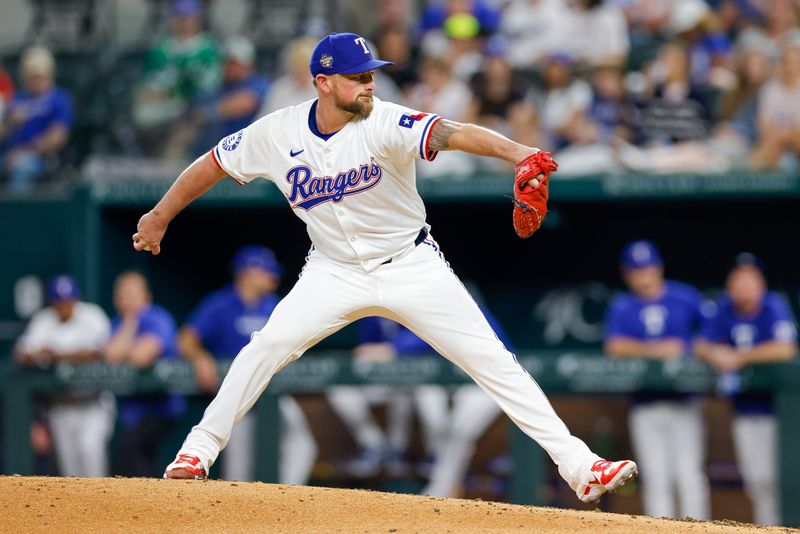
[554,63,636,175]
[341,0,414,41]
[713,0,761,41]
[15,275,113,478]
[750,39,800,169]
[0,58,13,119]
[604,241,710,520]
[132,0,220,159]
[375,24,420,94]
[500,0,574,70]
[439,11,486,81]
[589,65,636,143]
[715,42,772,164]
[610,0,671,40]
[536,52,596,150]
[465,36,541,169]
[179,245,316,484]
[720,42,773,136]
[611,41,745,172]
[405,52,475,178]
[104,271,185,477]
[0,46,72,193]
[696,253,797,526]
[418,0,501,37]
[259,37,318,115]
[635,42,713,146]
[567,0,631,69]
[669,0,736,90]
[188,37,268,157]
[736,0,800,61]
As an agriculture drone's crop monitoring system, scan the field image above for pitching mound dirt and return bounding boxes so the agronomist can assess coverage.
[1,476,795,533]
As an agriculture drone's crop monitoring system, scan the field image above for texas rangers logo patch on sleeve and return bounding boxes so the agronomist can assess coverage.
[221,130,243,151]
[399,113,428,129]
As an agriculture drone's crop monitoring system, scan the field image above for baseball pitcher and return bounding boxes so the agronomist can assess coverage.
[133,32,637,503]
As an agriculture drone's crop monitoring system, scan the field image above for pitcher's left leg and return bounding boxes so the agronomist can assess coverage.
[377,245,629,498]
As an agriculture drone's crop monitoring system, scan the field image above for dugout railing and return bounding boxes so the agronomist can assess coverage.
[2,352,800,526]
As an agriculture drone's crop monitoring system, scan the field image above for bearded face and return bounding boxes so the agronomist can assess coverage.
[332,71,376,119]
[333,91,374,118]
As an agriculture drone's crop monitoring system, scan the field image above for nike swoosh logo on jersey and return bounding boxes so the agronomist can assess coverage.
[290,149,304,157]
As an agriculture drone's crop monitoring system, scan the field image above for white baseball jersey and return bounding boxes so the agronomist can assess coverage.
[19,301,114,478]
[17,302,110,355]
[211,97,441,271]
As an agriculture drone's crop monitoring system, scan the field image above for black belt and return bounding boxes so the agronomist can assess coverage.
[382,228,428,265]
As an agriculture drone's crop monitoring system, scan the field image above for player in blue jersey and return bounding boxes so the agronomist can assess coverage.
[179,245,317,484]
[604,240,710,519]
[696,253,797,526]
[104,271,185,477]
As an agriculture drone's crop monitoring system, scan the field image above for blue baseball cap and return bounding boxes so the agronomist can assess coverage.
[620,240,663,270]
[46,275,81,303]
[309,32,393,77]
[171,0,201,17]
[232,245,282,277]
[731,252,766,277]
[548,51,575,67]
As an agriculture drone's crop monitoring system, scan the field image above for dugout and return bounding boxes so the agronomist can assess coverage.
[2,170,799,355]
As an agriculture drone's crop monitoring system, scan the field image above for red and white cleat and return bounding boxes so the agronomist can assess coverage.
[578,459,638,504]
[163,454,208,480]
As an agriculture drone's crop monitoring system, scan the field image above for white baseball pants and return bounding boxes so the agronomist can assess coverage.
[49,394,115,477]
[423,385,501,497]
[177,238,599,492]
[733,414,779,525]
[629,399,710,519]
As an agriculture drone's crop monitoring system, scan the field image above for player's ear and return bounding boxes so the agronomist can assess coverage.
[316,74,333,94]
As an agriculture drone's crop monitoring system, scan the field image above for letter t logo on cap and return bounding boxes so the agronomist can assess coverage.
[354,37,369,54]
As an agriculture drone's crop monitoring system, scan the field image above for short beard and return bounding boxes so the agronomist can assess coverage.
[335,93,373,119]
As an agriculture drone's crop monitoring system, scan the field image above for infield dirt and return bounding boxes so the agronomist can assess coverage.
[1,476,796,533]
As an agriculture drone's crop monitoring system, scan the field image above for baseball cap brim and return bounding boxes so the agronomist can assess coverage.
[334,58,394,75]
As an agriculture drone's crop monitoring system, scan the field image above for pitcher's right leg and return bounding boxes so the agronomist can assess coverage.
[167,257,373,477]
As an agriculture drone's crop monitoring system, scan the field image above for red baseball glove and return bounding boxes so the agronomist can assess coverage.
[512,151,558,238]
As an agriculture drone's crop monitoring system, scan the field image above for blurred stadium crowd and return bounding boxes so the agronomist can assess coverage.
[3,0,800,191]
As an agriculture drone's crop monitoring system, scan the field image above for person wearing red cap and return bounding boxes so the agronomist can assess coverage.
[15,275,113,477]
[135,31,637,504]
